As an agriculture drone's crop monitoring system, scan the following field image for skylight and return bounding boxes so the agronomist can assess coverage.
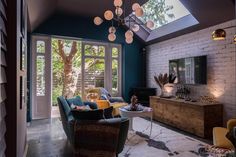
[139,0,191,30]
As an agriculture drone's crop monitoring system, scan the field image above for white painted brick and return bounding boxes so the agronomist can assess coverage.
[147,19,236,123]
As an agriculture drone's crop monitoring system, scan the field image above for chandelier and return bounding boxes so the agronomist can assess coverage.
[93,0,154,44]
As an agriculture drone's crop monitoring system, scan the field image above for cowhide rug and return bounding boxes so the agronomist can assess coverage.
[120,117,209,157]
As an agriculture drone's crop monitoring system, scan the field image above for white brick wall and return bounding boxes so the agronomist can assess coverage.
[147,20,236,122]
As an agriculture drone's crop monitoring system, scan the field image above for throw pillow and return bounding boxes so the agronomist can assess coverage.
[109,97,124,103]
[72,105,91,111]
[100,94,108,100]
[103,106,113,119]
[66,96,83,106]
[71,109,104,120]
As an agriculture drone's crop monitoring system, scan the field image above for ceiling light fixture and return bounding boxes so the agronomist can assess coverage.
[93,0,154,44]
[212,26,236,44]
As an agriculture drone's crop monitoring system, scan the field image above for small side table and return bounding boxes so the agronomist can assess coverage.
[119,107,153,137]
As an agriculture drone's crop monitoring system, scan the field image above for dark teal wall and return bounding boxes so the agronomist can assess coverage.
[33,13,145,101]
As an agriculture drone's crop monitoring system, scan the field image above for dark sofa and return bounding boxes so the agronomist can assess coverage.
[57,96,129,156]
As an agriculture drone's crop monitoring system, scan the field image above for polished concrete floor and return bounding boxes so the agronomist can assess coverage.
[27,118,73,157]
[27,118,211,157]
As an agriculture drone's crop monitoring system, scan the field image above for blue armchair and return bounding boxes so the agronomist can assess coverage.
[57,96,129,156]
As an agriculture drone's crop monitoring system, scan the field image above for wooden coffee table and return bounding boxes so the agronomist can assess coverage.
[119,106,153,137]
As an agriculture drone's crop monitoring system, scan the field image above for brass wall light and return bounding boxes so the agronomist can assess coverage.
[212,26,236,44]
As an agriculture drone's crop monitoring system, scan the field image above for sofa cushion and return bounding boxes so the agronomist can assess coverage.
[71,109,104,120]
[66,96,84,106]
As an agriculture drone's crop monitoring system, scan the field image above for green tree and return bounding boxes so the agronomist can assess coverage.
[52,39,102,101]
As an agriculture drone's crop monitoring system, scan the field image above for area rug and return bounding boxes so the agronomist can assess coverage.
[120,117,209,157]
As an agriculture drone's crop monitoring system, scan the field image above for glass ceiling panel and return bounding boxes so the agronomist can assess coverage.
[139,0,191,30]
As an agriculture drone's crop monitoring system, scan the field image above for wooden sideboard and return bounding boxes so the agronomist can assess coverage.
[150,96,223,138]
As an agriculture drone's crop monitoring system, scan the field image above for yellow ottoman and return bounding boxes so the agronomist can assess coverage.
[213,127,234,149]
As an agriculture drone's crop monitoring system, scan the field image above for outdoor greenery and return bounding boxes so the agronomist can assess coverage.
[51,39,119,105]
[140,0,174,29]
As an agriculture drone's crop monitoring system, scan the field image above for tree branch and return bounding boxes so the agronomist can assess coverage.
[57,40,66,61]
[68,41,78,60]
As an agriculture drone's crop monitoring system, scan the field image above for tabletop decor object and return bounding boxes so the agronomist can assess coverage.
[154,73,169,97]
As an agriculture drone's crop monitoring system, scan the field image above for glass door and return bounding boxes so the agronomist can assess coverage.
[32,36,51,119]
[81,42,122,98]
[82,43,106,99]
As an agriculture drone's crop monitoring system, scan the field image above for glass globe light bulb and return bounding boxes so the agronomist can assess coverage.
[132,3,140,11]
[104,10,114,21]
[115,7,123,16]
[132,24,140,32]
[126,37,133,44]
[108,33,116,42]
[114,0,123,7]
[135,7,144,17]
[109,26,116,33]
[125,30,133,39]
[94,16,103,25]
[146,20,154,29]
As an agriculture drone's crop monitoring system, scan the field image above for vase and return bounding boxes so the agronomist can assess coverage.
[159,89,164,97]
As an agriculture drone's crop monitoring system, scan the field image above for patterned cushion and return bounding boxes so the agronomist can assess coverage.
[71,109,104,120]
[66,96,84,106]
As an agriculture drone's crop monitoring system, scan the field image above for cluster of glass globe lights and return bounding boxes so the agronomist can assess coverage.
[93,0,154,44]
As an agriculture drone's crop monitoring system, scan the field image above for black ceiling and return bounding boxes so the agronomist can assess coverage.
[27,0,236,44]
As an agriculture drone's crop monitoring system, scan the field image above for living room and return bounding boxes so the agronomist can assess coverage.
[0,0,235,157]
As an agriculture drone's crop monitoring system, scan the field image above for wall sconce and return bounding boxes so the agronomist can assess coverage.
[212,26,236,44]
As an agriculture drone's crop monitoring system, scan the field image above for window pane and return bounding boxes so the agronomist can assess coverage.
[84,58,105,92]
[84,44,105,57]
[112,59,119,96]
[36,56,45,96]
[112,47,118,58]
[138,0,190,30]
[37,41,45,53]
[98,46,105,57]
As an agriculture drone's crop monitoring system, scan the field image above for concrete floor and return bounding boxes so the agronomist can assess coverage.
[27,118,73,157]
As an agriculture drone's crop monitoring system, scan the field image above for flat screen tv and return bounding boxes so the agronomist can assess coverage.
[169,56,207,84]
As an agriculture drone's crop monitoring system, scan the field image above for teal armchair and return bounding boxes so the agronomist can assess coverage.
[57,96,129,156]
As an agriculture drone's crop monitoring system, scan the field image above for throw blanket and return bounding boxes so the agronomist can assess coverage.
[74,120,120,157]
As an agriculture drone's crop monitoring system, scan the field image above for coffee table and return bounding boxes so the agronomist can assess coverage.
[119,106,153,137]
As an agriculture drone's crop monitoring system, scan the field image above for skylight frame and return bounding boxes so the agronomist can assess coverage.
[138,0,192,30]
[125,0,199,43]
